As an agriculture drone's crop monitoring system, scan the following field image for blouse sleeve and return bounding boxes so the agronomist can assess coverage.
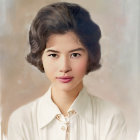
[104,111,127,140]
[7,113,24,140]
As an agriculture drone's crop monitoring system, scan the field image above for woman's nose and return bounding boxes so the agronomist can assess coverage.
[59,57,72,73]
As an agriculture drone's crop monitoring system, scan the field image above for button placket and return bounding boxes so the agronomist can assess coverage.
[55,110,77,140]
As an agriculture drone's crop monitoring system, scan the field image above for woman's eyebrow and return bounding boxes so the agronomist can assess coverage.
[45,49,59,53]
[69,48,85,53]
[45,48,85,53]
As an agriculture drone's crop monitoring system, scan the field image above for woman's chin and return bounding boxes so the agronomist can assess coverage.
[52,82,76,92]
[52,80,83,93]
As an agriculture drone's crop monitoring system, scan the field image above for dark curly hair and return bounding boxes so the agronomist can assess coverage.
[26,2,102,74]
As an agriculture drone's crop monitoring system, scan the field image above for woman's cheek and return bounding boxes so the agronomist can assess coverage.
[46,64,57,74]
[74,60,88,75]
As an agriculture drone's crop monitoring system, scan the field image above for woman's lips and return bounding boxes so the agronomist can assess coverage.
[56,77,73,83]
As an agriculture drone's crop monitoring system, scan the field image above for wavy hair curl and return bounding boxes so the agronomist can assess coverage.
[26,2,102,74]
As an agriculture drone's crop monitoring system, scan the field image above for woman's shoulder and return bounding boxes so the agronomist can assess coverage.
[89,94,126,134]
[89,93,125,119]
[7,96,44,139]
[9,97,41,125]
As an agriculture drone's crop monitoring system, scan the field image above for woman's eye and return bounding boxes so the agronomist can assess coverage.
[48,54,58,58]
[71,53,81,58]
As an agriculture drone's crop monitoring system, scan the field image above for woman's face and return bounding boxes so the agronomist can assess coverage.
[42,31,88,92]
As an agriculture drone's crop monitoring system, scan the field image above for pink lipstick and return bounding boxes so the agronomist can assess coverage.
[56,76,73,83]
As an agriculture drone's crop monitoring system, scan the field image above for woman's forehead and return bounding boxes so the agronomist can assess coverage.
[46,31,82,48]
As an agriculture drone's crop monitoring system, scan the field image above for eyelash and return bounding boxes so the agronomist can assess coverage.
[48,54,58,57]
[71,53,81,58]
[48,53,81,58]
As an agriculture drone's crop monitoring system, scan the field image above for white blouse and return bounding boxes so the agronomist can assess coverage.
[8,86,126,140]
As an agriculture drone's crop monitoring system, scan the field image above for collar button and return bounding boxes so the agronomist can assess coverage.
[56,114,61,120]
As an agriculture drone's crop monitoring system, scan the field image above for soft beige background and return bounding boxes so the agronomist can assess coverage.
[0,0,140,139]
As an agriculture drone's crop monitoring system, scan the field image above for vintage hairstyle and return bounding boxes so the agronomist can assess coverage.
[26,2,102,74]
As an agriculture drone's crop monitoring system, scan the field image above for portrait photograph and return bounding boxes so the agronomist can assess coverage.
[0,0,140,140]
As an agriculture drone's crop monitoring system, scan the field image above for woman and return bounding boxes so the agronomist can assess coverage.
[8,2,126,140]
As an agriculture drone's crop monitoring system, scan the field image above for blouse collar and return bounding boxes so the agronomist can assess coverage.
[37,85,94,128]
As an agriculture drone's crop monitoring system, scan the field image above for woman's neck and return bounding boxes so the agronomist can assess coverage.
[51,82,83,116]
